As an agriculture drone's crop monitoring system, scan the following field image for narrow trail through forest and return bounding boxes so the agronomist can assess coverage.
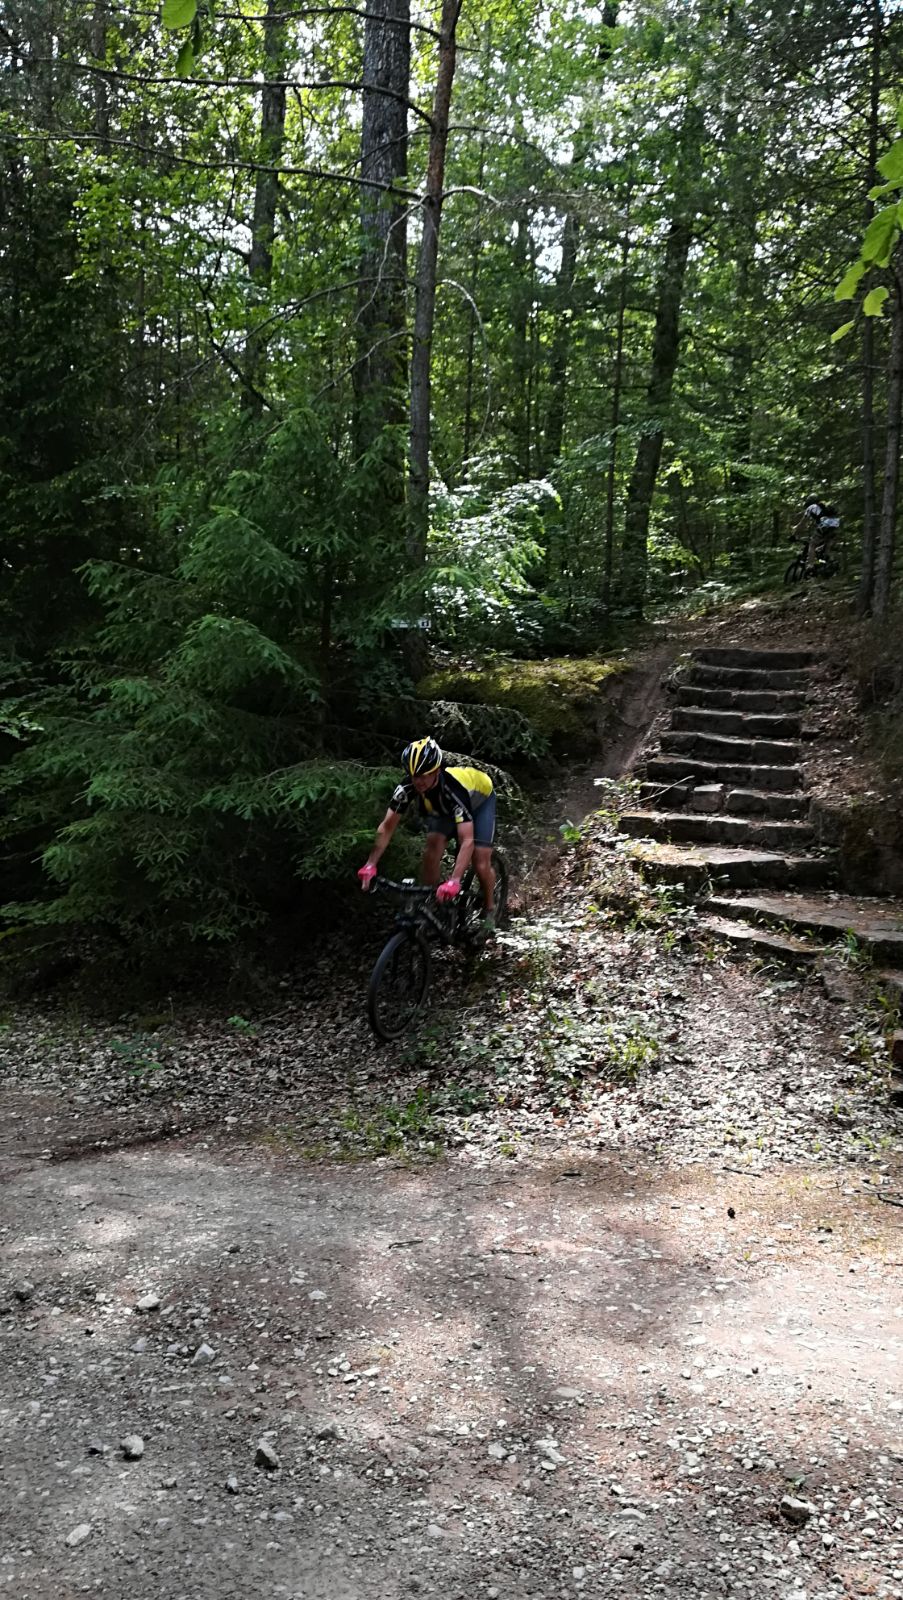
[1,601,902,1600]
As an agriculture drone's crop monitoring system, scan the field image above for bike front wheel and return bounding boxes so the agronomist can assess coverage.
[367,931,432,1041]
[783,552,807,586]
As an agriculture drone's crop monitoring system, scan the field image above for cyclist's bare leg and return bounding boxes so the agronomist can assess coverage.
[473,845,496,913]
[421,831,447,886]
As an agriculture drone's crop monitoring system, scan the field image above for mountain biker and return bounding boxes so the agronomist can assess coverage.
[800,497,840,570]
[358,738,498,938]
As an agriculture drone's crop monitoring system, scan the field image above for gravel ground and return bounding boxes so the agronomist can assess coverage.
[1,1145,902,1600]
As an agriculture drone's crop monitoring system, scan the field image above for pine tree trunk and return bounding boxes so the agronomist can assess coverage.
[602,189,632,609]
[544,207,580,471]
[873,254,903,619]
[543,1,619,473]
[353,0,411,456]
[460,134,486,474]
[860,0,884,614]
[618,216,692,615]
[242,0,287,416]
[511,202,532,477]
[91,0,110,149]
[408,0,463,568]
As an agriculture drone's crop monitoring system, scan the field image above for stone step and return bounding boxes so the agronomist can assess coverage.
[707,893,903,965]
[722,788,806,820]
[661,730,801,766]
[672,707,803,740]
[877,969,903,1012]
[645,756,805,792]
[619,810,814,852]
[627,841,834,893]
[638,782,805,820]
[688,665,814,692]
[694,647,819,670]
[675,685,809,714]
[699,915,820,963]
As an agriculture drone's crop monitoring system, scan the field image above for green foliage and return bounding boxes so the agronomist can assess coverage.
[0,408,407,947]
[832,96,903,335]
[427,461,559,652]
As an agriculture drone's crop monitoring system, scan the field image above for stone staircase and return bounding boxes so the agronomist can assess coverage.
[619,646,903,1084]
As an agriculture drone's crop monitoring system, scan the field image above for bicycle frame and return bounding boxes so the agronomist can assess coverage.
[371,877,467,945]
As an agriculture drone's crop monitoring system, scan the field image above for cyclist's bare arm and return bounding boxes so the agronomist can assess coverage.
[448,820,475,884]
[366,808,402,871]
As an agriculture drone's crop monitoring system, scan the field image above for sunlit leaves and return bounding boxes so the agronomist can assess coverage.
[830,320,854,344]
[162,0,197,28]
[834,260,867,302]
[877,138,903,187]
[861,204,899,267]
[863,285,890,317]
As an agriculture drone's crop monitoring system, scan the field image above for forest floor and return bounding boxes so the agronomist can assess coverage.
[1,591,902,1600]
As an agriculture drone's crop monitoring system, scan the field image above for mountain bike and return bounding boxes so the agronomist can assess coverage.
[783,539,839,586]
[365,849,509,1041]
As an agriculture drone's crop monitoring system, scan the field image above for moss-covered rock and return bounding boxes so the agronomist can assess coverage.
[417,655,628,751]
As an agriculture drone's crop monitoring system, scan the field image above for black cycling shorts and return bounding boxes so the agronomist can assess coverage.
[425,792,496,848]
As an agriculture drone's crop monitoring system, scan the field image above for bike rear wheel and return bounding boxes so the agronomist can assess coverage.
[367,930,432,1041]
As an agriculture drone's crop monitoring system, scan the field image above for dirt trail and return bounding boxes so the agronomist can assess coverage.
[2,1143,902,1600]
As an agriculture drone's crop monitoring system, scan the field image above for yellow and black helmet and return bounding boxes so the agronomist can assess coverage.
[402,737,443,778]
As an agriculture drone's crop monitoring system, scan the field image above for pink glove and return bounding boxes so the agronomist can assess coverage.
[436,878,461,903]
[358,863,377,891]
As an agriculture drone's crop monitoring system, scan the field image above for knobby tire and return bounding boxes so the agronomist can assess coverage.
[783,552,806,587]
[367,930,432,1041]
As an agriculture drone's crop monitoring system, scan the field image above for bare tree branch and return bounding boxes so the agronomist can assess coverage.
[91,1,440,38]
[7,130,422,198]
[29,59,434,127]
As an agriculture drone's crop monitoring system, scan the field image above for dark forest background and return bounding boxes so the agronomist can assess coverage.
[2,0,902,958]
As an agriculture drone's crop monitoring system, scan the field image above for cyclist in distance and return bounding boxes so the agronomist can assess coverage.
[358,738,499,938]
[800,496,840,570]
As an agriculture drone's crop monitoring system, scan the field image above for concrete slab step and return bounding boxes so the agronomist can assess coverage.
[675,685,809,713]
[688,665,814,691]
[661,730,801,765]
[645,756,804,792]
[694,647,819,670]
[699,916,820,963]
[638,783,805,820]
[619,810,814,851]
[672,707,803,739]
[627,841,834,893]
[706,893,903,964]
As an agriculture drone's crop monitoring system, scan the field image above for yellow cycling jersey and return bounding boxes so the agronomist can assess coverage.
[390,764,493,826]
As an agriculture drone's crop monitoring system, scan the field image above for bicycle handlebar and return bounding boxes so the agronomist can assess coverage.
[371,877,437,899]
